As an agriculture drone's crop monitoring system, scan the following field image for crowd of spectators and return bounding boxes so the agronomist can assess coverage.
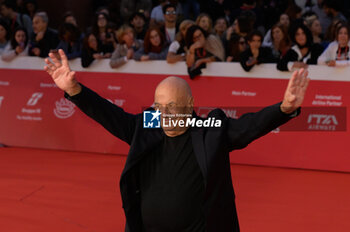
[1,0,350,78]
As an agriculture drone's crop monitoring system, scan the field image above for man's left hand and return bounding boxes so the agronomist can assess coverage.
[280,68,310,114]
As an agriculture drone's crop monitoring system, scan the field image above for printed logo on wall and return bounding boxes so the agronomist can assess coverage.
[53,98,76,119]
[0,96,4,109]
[307,114,338,131]
[27,92,43,106]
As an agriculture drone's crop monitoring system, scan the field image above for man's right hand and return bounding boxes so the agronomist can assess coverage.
[44,49,81,96]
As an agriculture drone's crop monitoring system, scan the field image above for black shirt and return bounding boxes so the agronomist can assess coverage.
[139,130,205,232]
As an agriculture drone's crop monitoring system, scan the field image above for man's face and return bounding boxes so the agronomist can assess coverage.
[32,16,47,34]
[154,81,193,134]
[131,15,145,28]
[164,7,177,24]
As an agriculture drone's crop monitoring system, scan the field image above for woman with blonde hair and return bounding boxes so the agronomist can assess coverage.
[195,13,213,34]
[110,24,143,68]
[167,19,195,63]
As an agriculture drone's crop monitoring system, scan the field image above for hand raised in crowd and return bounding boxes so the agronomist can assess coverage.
[251,48,259,58]
[31,47,41,56]
[35,31,45,41]
[280,68,310,114]
[189,41,204,53]
[126,48,134,59]
[15,46,24,55]
[44,49,81,96]
[226,26,234,40]
[326,60,336,67]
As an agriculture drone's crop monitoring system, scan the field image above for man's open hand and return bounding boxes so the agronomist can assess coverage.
[280,68,310,114]
[44,49,81,96]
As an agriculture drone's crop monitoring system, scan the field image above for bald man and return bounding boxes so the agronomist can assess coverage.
[45,49,309,232]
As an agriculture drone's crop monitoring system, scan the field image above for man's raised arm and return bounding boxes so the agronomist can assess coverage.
[44,49,137,145]
[226,68,310,151]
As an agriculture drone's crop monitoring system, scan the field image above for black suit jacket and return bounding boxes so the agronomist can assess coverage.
[65,84,298,232]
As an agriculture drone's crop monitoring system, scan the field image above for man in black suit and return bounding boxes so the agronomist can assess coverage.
[44,49,309,232]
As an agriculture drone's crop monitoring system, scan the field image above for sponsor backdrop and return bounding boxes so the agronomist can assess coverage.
[0,59,349,172]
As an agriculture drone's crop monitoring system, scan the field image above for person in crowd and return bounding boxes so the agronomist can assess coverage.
[285,1,302,24]
[166,19,195,63]
[304,13,323,44]
[229,0,265,33]
[133,27,169,61]
[110,25,143,68]
[264,23,291,59]
[263,13,290,47]
[226,33,246,62]
[63,11,78,27]
[322,0,347,23]
[0,0,33,35]
[1,26,28,61]
[225,13,254,42]
[214,17,228,40]
[120,0,152,23]
[150,0,168,27]
[240,30,276,71]
[317,23,350,66]
[196,13,213,34]
[56,23,82,60]
[0,19,10,55]
[180,0,200,20]
[91,12,114,54]
[81,32,112,68]
[310,0,332,35]
[96,6,110,17]
[29,11,59,58]
[185,25,225,78]
[44,47,309,232]
[277,22,324,71]
[324,19,342,42]
[160,3,178,44]
[24,0,37,19]
[130,11,147,40]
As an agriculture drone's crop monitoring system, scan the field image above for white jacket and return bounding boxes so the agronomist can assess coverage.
[317,41,350,66]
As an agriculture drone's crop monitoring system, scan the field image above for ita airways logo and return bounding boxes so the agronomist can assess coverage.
[27,92,43,106]
[307,114,338,131]
[143,110,161,128]
[53,98,76,119]
[0,96,4,109]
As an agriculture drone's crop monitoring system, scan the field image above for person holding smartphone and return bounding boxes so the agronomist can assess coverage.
[1,26,29,61]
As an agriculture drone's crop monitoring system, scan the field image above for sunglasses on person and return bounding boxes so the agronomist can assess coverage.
[165,11,176,15]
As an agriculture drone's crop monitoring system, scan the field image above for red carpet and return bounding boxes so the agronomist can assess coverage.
[1,147,350,232]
